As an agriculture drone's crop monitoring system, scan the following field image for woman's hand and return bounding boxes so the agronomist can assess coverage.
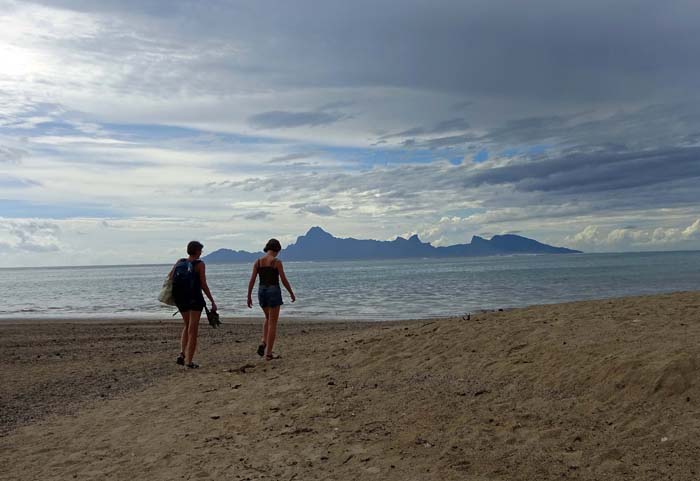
[290,292,296,303]
[211,301,218,312]
[247,295,253,309]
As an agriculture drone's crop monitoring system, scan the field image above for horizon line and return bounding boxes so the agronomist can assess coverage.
[4,249,700,270]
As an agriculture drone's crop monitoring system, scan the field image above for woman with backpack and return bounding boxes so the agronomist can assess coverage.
[247,238,295,360]
[170,240,217,369]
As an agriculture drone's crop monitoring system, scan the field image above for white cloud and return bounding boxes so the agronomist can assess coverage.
[0,219,61,252]
[570,225,605,245]
[31,136,133,145]
[567,219,700,251]
[682,219,700,239]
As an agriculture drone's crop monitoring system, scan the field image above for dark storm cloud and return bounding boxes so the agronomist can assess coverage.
[450,100,474,111]
[395,101,700,154]
[466,147,700,195]
[433,118,471,132]
[480,103,700,148]
[248,111,345,129]
[317,101,355,111]
[28,0,700,102]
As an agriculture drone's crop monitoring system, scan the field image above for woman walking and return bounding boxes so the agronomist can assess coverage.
[171,240,217,369]
[247,238,295,360]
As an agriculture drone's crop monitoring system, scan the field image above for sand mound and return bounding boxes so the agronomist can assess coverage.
[653,356,697,395]
[1,291,699,480]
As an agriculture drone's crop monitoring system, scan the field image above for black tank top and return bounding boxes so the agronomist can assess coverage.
[257,258,280,286]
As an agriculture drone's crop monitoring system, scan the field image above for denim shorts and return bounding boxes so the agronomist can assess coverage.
[258,284,283,308]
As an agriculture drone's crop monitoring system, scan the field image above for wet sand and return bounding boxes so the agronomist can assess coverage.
[1,292,699,480]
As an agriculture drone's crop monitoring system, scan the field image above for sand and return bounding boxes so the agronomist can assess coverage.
[1,291,699,480]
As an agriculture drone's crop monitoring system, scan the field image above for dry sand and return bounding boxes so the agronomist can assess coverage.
[1,291,699,480]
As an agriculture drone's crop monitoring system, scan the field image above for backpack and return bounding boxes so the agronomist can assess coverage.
[171,259,200,302]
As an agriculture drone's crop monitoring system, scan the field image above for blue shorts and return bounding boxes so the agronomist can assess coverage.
[258,285,283,308]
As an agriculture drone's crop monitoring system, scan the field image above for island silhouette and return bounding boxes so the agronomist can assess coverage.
[204,227,581,263]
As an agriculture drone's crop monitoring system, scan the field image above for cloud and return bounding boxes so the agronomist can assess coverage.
[2,219,62,252]
[0,145,27,163]
[682,219,700,239]
[379,117,471,140]
[291,203,336,217]
[451,100,474,111]
[432,117,470,132]
[208,232,244,241]
[31,135,132,145]
[0,176,41,188]
[421,133,478,149]
[481,103,700,149]
[466,146,700,196]
[248,110,346,129]
[569,225,605,245]
[241,211,271,220]
[14,0,700,105]
[267,152,317,164]
[566,219,700,250]
[214,144,700,223]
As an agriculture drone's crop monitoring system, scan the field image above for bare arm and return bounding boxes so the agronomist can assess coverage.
[247,260,259,308]
[197,263,217,309]
[277,261,296,302]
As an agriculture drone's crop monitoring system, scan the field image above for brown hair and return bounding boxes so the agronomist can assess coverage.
[187,240,204,255]
[263,238,282,253]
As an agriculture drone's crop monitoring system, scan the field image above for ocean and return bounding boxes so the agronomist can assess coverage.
[2,251,700,321]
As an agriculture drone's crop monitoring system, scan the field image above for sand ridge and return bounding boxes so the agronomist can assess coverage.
[1,292,699,480]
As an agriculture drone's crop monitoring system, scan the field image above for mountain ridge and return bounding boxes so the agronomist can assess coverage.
[203,227,581,263]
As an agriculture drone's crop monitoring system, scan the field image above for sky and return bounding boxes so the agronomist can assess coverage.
[1,0,700,267]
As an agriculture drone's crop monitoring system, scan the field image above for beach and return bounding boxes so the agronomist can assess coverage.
[1,291,699,480]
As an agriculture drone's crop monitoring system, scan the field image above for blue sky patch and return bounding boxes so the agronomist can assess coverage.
[0,199,118,219]
[473,149,489,163]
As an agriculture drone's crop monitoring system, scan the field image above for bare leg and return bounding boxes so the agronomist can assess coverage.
[261,307,270,345]
[265,306,281,357]
[180,310,191,357]
[185,310,202,364]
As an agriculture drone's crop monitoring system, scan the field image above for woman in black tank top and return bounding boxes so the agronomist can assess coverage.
[247,238,296,360]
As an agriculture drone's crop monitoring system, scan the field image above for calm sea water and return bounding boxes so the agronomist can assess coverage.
[1,252,699,321]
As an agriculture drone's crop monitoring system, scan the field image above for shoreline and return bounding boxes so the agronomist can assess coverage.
[2,290,699,480]
[3,288,699,324]
[0,315,452,325]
